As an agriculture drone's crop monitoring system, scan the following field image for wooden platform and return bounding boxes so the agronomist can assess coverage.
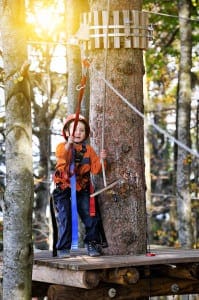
[34,248,199,271]
[2,248,199,298]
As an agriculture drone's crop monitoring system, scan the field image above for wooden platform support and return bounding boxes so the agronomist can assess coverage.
[47,277,199,300]
[102,267,140,285]
[32,265,100,289]
[76,10,153,50]
[32,264,140,289]
[32,282,50,298]
[152,263,199,280]
[2,249,199,298]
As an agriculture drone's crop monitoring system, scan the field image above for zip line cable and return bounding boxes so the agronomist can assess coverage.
[94,69,199,159]
[143,10,199,22]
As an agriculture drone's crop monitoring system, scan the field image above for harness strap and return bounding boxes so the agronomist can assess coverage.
[69,59,90,250]
[70,149,78,250]
[89,183,96,217]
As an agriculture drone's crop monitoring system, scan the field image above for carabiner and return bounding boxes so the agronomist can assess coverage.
[76,84,85,91]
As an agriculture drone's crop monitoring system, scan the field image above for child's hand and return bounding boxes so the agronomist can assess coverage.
[100,149,107,160]
[65,136,74,150]
[68,136,75,145]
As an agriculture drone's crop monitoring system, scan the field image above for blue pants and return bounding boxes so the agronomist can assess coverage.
[52,187,102,250]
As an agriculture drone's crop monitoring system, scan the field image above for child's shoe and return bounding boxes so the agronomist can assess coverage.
[86,242,101,257]
[57,249,70,258]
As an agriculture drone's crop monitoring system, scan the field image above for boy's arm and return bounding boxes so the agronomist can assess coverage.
[55,142,71,171]
[89,145,107,174]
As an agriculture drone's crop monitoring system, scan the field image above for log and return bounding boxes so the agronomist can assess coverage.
[143,276,199,297]
[102,267,140,285]
[152,263,199,280]
[47,284,103,300]
[47,276,199,300]
[32,265,100,289]
[32,281,50,298]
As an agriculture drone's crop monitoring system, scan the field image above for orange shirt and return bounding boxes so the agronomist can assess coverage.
[54,142,105,191]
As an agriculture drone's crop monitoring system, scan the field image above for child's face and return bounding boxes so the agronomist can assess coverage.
[68,121,86,143]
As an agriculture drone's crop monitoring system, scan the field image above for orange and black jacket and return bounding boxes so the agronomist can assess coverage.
[54,142,106,191]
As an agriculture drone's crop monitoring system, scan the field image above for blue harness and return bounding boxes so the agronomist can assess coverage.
[70,144,88,250]
[70,148,78,250]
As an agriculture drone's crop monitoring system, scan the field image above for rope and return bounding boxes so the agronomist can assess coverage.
[143,10,199,23]
[90,179,123,198]
[73,59,89,136]
[100,0,110,188]
[94,69,199,159]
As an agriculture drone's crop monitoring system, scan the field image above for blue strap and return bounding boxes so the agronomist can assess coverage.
[70,149,78,250]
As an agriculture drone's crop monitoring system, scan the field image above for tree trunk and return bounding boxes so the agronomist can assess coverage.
[89,0,147,255]
[33,99,51,250]
[0,1,34,299]
[66,0,89,116]
[176,0,193,248]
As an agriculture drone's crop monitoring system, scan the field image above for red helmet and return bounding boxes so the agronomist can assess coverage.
[62,114,90,140]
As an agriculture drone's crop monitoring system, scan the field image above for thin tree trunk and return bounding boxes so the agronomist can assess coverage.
[176,0,193,248]
[32,74,51,250]
[0,1,34,299]
[66,0,89,116]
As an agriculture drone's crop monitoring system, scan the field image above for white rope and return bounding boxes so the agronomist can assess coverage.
[143,10,199,23]
[94,69,199,159]
[100,0,110,187]
[90,179,123,197]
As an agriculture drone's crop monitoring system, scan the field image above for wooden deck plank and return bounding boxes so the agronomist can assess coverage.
[1,248,199,273]
[2,248,199,293]
[33,249,199,271]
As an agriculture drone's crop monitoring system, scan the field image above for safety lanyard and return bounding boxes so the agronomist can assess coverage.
[69,58,90,250]
[70,148,78,250]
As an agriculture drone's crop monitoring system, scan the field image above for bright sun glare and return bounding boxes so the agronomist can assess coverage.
[27,3,64,36]
[26,2,67,74]
[35,7,55,32]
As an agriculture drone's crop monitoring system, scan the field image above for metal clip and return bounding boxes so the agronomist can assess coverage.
[76,84,85,91]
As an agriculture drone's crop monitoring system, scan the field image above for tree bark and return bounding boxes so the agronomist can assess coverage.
[176,0,193,247]
[89,0,147,255]
[0,1,34,299]
[66,0,89,116]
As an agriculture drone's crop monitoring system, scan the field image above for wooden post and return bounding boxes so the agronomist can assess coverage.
[113,11,120,48]
[140,11,148,49]
[132,10,139,48]
[123,10,131,48]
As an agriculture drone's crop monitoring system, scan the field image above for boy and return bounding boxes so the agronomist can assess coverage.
[53,114,107,258]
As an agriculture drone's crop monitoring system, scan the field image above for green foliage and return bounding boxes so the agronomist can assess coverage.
[143,1,199,247]
[152,221,178,247]
[144,0,198,83]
